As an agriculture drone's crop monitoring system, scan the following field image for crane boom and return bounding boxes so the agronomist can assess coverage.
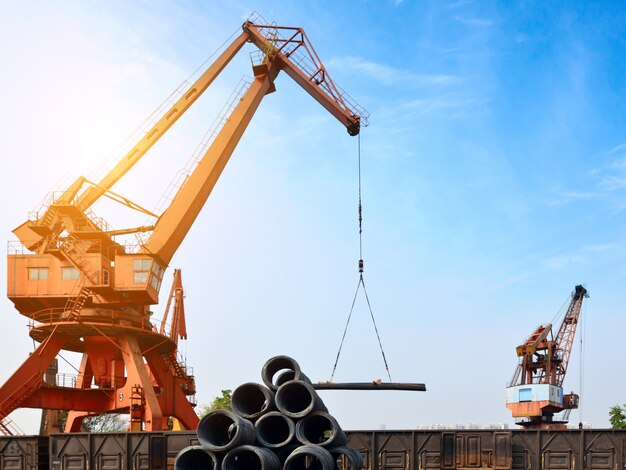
[554,285,587,387]
[244,23,366,135]
[13,20,369,263]
[11,32,248,251]
[76,33,249,211]
[142,60,279,264]
[142,20,368,264]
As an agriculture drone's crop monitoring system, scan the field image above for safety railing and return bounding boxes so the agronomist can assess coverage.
[27,190,65,222]
[52,373,126,390]
[27,307,154,333]
[7,240,29,255]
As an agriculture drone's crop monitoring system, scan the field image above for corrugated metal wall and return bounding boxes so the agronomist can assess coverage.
[0,435,47,470]
[343,430,625,470]
[1,429,624,469]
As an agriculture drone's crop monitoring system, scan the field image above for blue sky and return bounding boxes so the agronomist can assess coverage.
[0,0,625,432]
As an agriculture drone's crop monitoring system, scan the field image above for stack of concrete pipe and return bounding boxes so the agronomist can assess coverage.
[175,355,363,470]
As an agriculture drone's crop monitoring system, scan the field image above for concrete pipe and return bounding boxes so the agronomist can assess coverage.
[261,355,303,390]
[197,410,255,452]
[276,380,327,419]
[254,411,296,448]
[174,445,220,470]
[231,382,275,421]
[295,411,347,448]
[329,446,364,470]
[222,445,281,470]
[283,444,336,470]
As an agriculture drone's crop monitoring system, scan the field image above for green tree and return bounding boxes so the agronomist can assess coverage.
[83,413,128,432]
[56,412,127,432]
[609,405,626,429]
[197,389,232,418]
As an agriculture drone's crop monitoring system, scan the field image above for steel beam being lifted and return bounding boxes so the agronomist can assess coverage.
[314,382,427,392]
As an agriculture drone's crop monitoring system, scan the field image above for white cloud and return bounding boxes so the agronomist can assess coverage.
[607,142,626,155]
[542,254,585,271]
[446,0,473,9]
[547,190,598,207]
[399,95,488,118]
[327,56,459,88]
[454,16,494,27]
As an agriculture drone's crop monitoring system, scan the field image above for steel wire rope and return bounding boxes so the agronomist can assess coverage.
[187,26,241,82]
[579,297,587,428]
[330,133,392,383]
[57,354,81,375]
[534,291,575,384]
[550,294,571,328]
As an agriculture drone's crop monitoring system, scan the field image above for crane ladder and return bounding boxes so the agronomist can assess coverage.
[58,234,100,285]
[63,286,93,318]
[0,373,42,435]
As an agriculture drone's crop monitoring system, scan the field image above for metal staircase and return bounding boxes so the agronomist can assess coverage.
[63,286,93,318]
[0,416,24,436]
[162,351,195,395]
[0,373,42,435]
[58,234,100,285]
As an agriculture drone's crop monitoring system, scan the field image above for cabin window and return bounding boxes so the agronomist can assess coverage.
[133,258,152,284]
[61,267,80,280]
[519,388,532,402]
[149,262,164,291]
[28,267,48,281]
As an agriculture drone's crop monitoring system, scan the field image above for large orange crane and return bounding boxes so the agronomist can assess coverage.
[0,16,368,433]
[505,285,588,429]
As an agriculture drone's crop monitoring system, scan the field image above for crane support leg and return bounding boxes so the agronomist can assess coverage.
[0,334,68,423]
[65,411,88,433]
[63,353,95,432]
[120,335,163,431]
[145,350,199,430]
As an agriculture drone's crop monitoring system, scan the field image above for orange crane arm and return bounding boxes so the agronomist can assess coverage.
[77,21,369,213]
[244,23,368,135]
[13,32,248,250]
[14,20,368,267]
[76,32,249,211]
[141,61,281,265]
[142,21,368,265]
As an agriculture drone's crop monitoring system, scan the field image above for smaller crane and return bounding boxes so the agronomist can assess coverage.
[506,285,588,429]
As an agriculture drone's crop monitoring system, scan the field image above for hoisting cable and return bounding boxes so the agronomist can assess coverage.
[579,299,587,428]
[330,133,393,383]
